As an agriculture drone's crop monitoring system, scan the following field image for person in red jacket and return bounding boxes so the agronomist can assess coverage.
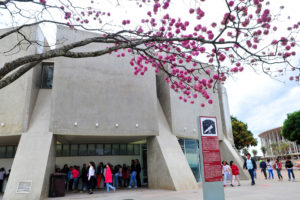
[105,164,116,192]
[230,161,240,186]
[274,158,283,180]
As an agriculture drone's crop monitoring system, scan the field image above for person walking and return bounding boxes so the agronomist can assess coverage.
[105,164,116,192]
[243,153,257,185]
[266,159,274,179]
[128,160,137,189]
[259,159,267,180]
[222,161,233,187]
[230,161,240,186]
[87,162,96,194]
[274,158,283,180]
[97,162,104,189]
[285,155,296,181]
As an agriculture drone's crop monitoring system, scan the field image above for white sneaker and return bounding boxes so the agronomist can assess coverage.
[113,187,116,192]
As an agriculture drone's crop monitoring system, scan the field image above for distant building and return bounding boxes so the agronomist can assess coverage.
[258,127,300,158]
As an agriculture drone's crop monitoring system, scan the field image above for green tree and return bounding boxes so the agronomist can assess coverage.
[242,148,249,156]
[261,146,267,158]
[282,110,300,145]
[280,142,290,155]
[271,143,280,156]
[231,116,257,150]
[252,149,258,157]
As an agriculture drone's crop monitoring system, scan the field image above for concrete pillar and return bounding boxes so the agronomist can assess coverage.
[3,132,55,200]
[147,102,198,191]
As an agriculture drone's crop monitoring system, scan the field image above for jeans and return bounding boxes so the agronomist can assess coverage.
[287,169,295,180]
[97,174,103,188]
[73,177,78,190]
[248,169,255,184]
[114,174,119,187]
[261,168,267,179]
[253,169,257,178]
[81,181,88,191]
[106,183,115,192]
[276,169,283,179]
[129,171,137,187]
[223,172,231,185]
[268,169,274,179]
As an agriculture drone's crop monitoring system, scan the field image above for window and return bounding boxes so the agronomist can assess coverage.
[6,146,14,158]
[104,144,111,155]
[127,144,134,155]
[88,144,96,156]
[62,144,70,156]
[112,144,120,155]
[79,144,88,156]
[0,146,5,158]
[134,144,140,155]
[70,144,78,156]
[56,144,62,157]
[96,144,104,156]
[41,62,54,89]
[120,144,127,155]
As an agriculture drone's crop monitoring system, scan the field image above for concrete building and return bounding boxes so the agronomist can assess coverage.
[259,127,300,159]
[0,25,247,200]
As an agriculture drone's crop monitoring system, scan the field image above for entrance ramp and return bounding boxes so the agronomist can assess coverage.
[147,100,198,191]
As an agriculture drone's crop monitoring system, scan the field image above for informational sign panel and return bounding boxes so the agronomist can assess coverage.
[198,116,225,200]
[16,180,32,193]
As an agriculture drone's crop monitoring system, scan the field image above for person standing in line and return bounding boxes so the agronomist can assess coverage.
[105,164,116,192]
[222,161,233,187]
[230,161,240,186]
[87,162,96,194]
[61,164,69,189]
[266,159,274,179]
[259,159,268,180]
[68,166,74,191]
[285,155,296,181]
[274,158,283,180]
[80,164,88,192]
[113,165,120,188]
[136,159,142,187]
[126,166,131,186]
[72,166,80,191]
[128,160,137,189]
[97,162,104,189]
[0,168,5,193]
[122,164,128,187]
[243,153,257,185]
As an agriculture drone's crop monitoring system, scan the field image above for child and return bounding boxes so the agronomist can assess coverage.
[222,161,233,187]
[266,159,274,179]
[285,155,296,181]
[230,161,240,186]
[274,158,283,180]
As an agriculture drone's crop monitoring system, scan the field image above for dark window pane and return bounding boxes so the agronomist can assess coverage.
[88,144,96,156]
[70,144,78,156]
[104,144,111,155]
[134,144,140,155]
[6,146,14,158]
[62,144,70,156]
[0,146,6,158]
[112,144,120,155]
[56,144,62,157]
[127,144,134,155]
[79,144,88,156]
[120,144,127,155]
[96,144,104,156]
[41,63,54,89]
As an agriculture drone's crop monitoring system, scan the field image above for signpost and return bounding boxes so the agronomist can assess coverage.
[198,116,225,200]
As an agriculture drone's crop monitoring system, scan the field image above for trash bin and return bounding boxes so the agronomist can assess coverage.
[49,173,67,197]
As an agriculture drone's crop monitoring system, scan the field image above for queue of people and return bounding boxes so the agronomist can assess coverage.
[0,168,10,193]
[56,159,142,194]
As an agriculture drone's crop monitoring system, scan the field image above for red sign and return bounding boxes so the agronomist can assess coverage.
[200,116,223,182]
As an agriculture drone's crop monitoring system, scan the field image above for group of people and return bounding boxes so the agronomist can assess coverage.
[259,155,296,181]
[56,159,142,194]
[222,160,241,187]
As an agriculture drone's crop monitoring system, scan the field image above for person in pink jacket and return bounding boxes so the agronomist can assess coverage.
[105,164,116,192]
[72,166,80,191]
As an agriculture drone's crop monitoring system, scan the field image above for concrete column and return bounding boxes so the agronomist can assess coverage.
[3,132,55,200]
[147,101,198,191]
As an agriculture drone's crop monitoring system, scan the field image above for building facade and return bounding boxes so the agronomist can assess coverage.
[259,127,300,158]
[0,26,247,200]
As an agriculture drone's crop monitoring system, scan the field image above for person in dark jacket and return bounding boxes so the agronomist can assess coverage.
[259,159,267,179]
[285,155,296,181]
[136,159,142,187]
[128,160,137,188]
[80,164,88,192]
[243,153,257,185]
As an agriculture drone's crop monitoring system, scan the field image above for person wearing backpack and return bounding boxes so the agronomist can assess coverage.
[285,155,296,181]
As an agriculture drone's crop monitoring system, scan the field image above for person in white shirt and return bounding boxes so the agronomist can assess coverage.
[266,159,274,179]
[222,161,233,187]
[87,162,96,194]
